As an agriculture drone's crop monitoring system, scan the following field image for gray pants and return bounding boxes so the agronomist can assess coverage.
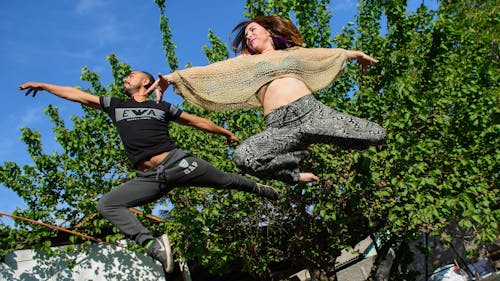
[97,149,258,246]
[234,94,387,184]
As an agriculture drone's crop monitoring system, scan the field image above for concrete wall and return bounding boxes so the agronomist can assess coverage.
[0,242,165,281]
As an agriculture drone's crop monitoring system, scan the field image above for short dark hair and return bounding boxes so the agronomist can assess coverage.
[138,71,155,89]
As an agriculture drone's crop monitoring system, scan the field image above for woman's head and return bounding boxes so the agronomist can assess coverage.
[231,15,304,55]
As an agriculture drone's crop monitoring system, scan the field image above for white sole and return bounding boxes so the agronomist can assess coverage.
[160,234,174,273]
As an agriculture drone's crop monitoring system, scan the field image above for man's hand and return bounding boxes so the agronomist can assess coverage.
[145,73,171,103]
[18,81,101,109]
[345,50,379,74]
[19,82,45,97]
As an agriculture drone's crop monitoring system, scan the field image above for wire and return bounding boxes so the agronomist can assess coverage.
[0,211,125,248]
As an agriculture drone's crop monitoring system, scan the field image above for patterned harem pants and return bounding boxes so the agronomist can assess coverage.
[233,94,387,184]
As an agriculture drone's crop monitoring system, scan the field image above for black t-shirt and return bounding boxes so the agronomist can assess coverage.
[100,96,182,168]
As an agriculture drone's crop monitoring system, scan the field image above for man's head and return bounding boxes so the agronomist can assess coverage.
[123,71,155,97]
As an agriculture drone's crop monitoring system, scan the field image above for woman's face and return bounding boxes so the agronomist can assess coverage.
[244,22,274,54]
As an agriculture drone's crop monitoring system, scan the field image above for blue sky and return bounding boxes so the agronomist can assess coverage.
[0,0,434,226]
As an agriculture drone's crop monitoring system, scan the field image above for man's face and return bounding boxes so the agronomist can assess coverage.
[123,71,145,97]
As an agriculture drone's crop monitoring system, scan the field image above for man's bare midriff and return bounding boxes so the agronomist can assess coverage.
[136,151,170,171]
[258,77,312,116]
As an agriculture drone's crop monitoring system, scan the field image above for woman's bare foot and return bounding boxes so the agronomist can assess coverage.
[299,172,320,183]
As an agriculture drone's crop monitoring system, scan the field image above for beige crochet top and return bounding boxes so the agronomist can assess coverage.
[170,47,348,110]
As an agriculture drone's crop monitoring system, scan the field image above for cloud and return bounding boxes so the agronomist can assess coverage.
[16,105,45,128]
[94,18,122,46]
[17,106,45,127]
[75,0,111,14]
[61,48,96,60]
[75,0,120,44]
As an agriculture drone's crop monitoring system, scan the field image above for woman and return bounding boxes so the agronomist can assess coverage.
[152,15,387,184]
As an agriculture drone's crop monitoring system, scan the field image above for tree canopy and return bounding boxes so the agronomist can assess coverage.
[1,0,498,280]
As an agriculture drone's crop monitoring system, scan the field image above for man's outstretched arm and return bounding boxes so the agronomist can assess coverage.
[175,112,239,145]
[19,82,102,110]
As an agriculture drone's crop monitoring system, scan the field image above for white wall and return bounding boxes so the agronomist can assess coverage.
[0,242,165,281]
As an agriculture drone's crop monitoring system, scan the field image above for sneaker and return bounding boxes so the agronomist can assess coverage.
[146,234,174,273]
[254,183,279,201]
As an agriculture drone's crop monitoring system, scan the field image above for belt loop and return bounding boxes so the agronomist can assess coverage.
[155,164,165,180]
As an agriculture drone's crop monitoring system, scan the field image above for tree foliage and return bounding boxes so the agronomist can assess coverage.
[1,0,498,280]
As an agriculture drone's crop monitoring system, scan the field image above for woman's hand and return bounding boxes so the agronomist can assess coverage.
[345,50,379,74]
[145,73,172,103]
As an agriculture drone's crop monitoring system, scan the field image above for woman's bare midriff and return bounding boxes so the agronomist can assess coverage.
[258,77,312,116]
[136,151,170,171]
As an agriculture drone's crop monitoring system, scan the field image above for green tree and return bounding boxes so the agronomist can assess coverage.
[158,0,499,280]
[1,56,130,254]
[1,0,498,280]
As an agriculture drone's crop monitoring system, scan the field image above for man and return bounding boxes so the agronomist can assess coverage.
[19,70,278,273]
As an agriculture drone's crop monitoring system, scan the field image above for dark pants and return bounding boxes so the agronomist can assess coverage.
[97,149,257,246]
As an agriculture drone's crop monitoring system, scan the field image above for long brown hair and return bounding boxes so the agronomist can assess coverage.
[231,15,304,55]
